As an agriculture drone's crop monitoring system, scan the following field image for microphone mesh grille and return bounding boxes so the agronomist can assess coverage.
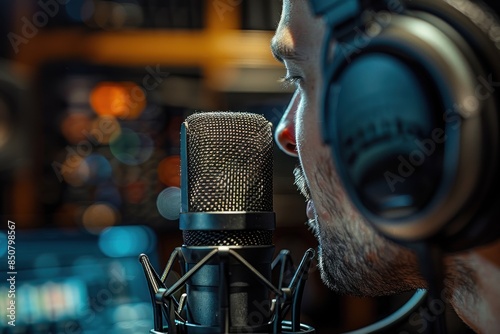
[185,112,273,212]
[183,230,273,247]
[182,112,274,246]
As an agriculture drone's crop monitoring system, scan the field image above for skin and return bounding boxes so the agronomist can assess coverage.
[272,0,500,332]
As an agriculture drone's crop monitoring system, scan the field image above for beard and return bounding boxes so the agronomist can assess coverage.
[293,156,426,297]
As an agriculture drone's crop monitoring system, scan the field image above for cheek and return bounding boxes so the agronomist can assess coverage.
[294,88,335,213]
[295,88,323,160]
[294,87,359,222]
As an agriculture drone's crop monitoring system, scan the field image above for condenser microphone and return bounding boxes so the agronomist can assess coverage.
[180,111,275,332]
[140,111,316,334]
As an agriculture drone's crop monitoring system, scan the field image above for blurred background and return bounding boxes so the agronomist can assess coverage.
[0,1,421,333]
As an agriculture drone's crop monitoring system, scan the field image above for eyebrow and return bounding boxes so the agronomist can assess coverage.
[270,38,305,63]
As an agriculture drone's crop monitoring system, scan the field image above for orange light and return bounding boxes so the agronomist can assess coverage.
[158,155,181,187]
[60,112,92,144]
[81,203,119,234]
[90,81,146,119]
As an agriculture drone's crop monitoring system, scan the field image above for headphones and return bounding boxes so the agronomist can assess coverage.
[309,0,500,252]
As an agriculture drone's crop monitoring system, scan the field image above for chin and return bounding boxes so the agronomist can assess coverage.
[298,154,425,295]
[314,216,425,297]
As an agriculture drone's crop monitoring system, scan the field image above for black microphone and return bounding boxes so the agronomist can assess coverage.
[180,111,275,332]
[140,111,316,334]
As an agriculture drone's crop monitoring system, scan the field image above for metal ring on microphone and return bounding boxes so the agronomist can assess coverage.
[179,212,276,231]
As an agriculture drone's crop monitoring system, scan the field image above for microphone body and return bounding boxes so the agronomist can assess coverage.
[180,245,274,332]
[180,112,275,331]
[141,112,315,334]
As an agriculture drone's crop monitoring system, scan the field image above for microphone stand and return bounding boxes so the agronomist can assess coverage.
[140,248,316,334]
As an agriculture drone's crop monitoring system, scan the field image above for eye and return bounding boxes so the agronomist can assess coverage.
[279,75,303,88]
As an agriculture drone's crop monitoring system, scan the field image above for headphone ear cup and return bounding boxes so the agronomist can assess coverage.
[321,0,500,247]
[328,53,445,219]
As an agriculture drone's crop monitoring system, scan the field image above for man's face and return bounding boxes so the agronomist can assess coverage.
[272,0,424,296]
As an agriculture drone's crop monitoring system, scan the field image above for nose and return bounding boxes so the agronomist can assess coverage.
[275,90,300,157]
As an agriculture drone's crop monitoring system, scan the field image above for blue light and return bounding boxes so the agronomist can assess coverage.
[0,232,6,258]
[33,253,61,278]
[98,226,156,258]
[156,187,181,220]
[85,153,112,184]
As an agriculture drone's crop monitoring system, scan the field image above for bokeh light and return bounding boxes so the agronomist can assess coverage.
[113,302,149,323]
[98,226,155,258]
[61,155,90,187]
[72,256,101,280]
[84,153,113,184]
[34,253,61,278]
[90,115,121,144]
[89,1,144,30]
[81,203,119,234]
[157,155,180,187]
[156,187,181,220]
[0,232,6,258]
[65,0,95,22]
[109,128,154,165]
[90,81,146,120]
[60,112,93,144]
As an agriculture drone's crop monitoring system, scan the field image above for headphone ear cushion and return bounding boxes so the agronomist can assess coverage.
[328,53,446,219]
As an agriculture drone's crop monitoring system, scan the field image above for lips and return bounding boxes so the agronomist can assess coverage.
[305,200,319,235]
